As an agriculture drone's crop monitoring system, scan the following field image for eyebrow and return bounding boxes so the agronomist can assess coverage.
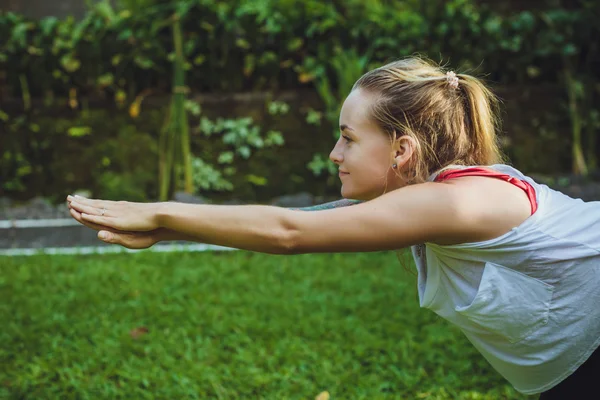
[340,124,354,132]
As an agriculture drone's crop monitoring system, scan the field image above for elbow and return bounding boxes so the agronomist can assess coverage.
[276,212,303,255]
[276,226,300,255]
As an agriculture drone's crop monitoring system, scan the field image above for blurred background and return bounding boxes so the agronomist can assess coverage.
[0,0,599,215]
[1,2,599,399]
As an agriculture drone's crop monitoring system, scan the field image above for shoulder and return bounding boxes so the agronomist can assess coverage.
[435,175,532,244]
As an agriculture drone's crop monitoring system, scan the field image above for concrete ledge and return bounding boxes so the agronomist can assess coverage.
[1,219,112,249]
[0,219,236,254]
[0,243,237,257]
[0,219,80,229]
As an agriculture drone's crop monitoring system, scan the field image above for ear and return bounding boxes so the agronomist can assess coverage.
[391,135,417,169]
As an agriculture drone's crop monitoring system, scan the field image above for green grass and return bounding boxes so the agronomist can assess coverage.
[0,250,533,399]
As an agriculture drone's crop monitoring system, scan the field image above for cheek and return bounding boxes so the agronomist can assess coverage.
[361,158,390,180]
[349,165,389,190]
[345,146,390,183]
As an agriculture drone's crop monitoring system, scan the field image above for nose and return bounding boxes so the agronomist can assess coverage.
[329,138,344,165]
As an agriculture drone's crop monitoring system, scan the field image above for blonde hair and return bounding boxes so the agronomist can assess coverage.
[352,56,506,184]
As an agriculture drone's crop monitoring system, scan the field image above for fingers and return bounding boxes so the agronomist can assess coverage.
[97,230,156,250]
[67,197,128,232]
[67,198,157,249]
[67,195,154,232]
[66,195,109,208]
[67,200,113,226]
[79,212,114,228]
[69,207,119,233]
[68,197,124,230]
[98,231,113,241]
[69,199,110,217]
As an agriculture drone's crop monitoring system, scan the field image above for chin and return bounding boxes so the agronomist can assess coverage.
[341,186,370,201]
[340,186,352,199]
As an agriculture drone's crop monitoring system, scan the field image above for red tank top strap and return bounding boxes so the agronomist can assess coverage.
[434,167,538,215]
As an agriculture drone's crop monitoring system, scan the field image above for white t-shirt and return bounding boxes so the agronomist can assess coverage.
[409,164,600,394]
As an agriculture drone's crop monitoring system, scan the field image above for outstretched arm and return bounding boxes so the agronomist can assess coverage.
[152,183,468,254]
[69,183,472,254]
[154,199,363,243]
[158,198,364,246]
[158,199,363,243]
[67,197,363,249]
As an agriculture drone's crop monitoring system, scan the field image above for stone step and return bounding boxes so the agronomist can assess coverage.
[0,219,112,249]
[0,218,238,256]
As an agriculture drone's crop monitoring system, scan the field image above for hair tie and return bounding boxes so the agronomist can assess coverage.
[446,71,459,89]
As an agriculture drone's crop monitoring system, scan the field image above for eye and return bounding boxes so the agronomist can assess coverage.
[342,135,352,143]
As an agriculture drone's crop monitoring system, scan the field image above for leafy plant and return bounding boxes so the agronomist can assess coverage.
[192,114,285,194]
[191,157,234,192]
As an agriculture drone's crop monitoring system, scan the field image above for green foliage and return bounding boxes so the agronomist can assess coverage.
[191,156,234,192]
[0,1,596,98]
[483,2,600,175]
[93,123,158,202]
[0,251,530,399]
[0,109,161,202]
[267,100,290,116]
[305,108,323,126]
[192,111,285,193]
[1,114,33,193]
[1,0,599,201]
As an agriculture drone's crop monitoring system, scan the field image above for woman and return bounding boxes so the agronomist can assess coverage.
[67,56,600,398]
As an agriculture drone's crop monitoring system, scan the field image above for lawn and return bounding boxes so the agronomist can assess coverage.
[0,250,532,399]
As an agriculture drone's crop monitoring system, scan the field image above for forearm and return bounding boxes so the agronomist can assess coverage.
[155,227,202,243]
[156,202,292,254]
[155,199,364,250]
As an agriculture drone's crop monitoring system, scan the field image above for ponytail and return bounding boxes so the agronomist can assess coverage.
[458,74,505,165]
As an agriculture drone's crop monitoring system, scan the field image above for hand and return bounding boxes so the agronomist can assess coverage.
[67,195,162,232]
[67,198,165,249]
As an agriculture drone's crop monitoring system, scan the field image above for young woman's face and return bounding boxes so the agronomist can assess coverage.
[329,89,407,201]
